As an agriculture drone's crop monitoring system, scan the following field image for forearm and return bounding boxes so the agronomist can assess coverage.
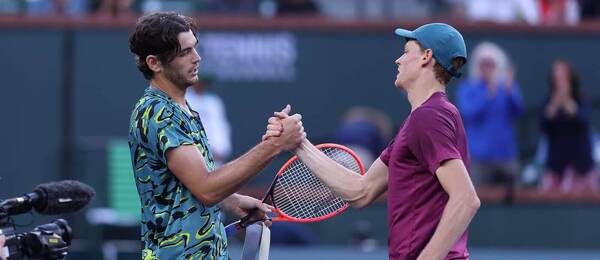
[418,195,480,260]
[202,141,280,205]
[295,139,366,204]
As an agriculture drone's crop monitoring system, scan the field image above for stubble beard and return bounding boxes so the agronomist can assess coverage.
[167,69,198,90]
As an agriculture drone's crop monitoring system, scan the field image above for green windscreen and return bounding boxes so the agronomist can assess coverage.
[107,139,140,218]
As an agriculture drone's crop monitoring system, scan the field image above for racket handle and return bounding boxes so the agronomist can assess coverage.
[240,212,253,224]
[225,220,243,236]
[225,219,258,236]
[225,213,270,236]
[225,213,254,236]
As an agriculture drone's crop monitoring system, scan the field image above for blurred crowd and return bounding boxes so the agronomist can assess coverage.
[0,0,319,17]
[455,42,598,196]
[1,0,600,24]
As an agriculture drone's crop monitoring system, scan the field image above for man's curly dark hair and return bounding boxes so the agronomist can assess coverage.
[129,12,198,80]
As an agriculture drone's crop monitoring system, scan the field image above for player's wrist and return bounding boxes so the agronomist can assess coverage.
[219,193,239,212]
[294,138,309,152]
[261,138,284,156]
[294,138,314,156]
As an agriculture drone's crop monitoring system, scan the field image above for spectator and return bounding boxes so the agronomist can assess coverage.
[185,74,232,167]
[579,0,600,19]
[456,42,524,199]
[96,0,135,18]
[461,0,540,25]
[540,59,597,193]
[333,106,393,167]
[430,0,464,19]
[201,0,259,15]
[277,0,319,16]
[23,0,91,16]
[22,0,135,17]
[539,0,580,25]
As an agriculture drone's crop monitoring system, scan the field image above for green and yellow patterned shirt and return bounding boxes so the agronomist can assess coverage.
[128,87,228,259]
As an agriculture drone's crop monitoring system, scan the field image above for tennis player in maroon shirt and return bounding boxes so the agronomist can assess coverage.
[266,23,480,260]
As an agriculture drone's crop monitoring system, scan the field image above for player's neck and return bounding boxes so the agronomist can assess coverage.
[150,76,188,107]
[406,75,445,112]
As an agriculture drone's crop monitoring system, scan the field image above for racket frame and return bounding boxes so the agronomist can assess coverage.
[269,143,365,223]
[226,143,365,233]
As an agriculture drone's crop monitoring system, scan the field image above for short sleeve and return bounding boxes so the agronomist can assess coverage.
[145,104,195,164]
[407,107,461,174]
[379,138,395,166]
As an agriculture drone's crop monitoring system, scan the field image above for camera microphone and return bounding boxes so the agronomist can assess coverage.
[0,180,96,217]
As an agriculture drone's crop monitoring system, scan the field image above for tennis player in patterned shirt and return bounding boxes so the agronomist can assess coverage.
[128,12,305,259]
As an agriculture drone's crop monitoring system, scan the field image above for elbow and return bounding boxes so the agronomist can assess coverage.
[453,192,480,215]
[346,186,372,209]
[196,192,221,207]
[468,195,481,214]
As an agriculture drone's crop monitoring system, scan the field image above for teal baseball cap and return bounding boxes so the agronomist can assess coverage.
[394,23,467,78]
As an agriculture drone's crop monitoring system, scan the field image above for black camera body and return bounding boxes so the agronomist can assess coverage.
[0,180,95,259]
[0,219,72,259]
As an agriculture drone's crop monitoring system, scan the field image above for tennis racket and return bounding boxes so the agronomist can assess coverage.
[225,143,365,236]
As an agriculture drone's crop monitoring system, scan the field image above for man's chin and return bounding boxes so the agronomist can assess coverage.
[187,77,199,86]
[394,79,403,89]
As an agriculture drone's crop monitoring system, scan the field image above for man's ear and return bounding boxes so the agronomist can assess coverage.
[421,49,434,66]
[146,55,162,73]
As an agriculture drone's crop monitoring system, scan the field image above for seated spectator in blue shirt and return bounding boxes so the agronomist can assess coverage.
[456,42,524,196]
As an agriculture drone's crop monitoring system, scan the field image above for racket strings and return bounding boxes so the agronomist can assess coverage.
[278,161,342,218]
[273,147,362,220]
[275,162,338,219]
[323,148,362,173]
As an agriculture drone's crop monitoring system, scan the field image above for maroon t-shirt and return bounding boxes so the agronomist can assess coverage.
[380,92,470,260]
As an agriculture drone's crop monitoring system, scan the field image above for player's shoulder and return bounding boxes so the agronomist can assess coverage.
[134,94,174,114]
[420,93,459,115]
[410,106,445,127]
[131,93,181,126]
[411,98,459,127]
[413,103,453,119]
[137,87,176,109]
[135,94,165,109]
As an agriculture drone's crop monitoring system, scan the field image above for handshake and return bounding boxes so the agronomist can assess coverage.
[261,104,306,152]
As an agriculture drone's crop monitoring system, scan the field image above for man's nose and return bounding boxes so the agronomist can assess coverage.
[193,48,201,63]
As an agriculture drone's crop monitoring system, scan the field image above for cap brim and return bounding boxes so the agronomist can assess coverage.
[394,28,416,40]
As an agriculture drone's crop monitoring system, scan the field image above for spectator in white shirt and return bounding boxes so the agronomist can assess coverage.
[185,75,232,167]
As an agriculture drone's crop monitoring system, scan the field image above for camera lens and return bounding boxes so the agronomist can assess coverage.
[33,218,72,246]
